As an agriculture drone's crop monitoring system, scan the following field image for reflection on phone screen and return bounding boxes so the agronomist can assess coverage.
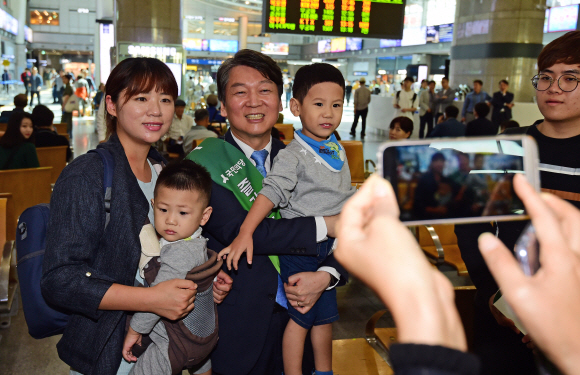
[383,140,526,223]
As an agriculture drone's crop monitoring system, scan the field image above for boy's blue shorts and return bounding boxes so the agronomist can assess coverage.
[279,238,339,329]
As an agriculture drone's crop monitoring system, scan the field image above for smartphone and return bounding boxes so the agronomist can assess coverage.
[378,135,540,226]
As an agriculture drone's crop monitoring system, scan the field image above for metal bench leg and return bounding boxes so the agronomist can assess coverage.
[364,310,392,366]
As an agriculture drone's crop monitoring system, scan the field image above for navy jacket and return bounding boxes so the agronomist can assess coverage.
[207,131,348,374]
[429,118,466,138]
[465,117,498,137]
[41,134,164,375]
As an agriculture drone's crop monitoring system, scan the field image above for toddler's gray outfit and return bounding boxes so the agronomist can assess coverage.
[129,230,213,375]
[259,136,356,219]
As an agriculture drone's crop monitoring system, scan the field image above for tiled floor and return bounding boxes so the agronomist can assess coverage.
[0,89,472,373]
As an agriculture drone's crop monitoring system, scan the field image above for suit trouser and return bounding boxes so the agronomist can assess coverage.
[351,108,369,136]
[213,306,315,375]
[419,112,433,138]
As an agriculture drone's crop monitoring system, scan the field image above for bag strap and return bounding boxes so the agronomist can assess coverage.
[88,148,115,228]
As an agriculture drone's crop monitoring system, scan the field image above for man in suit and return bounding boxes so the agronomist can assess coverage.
[466,102,497,136]
[429,105,465,138]
[193,49,347,375]
[491,79,515,129]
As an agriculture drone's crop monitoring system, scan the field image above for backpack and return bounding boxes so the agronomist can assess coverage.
[16,148,114,339]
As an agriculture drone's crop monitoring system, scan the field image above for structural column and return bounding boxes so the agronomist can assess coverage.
[13,0,27,76]
[116,0,181,45]
[450,0,546,102]
[238,16,248,50]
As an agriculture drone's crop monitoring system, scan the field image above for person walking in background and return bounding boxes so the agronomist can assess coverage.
[350,77,372,139]
[21,67,30,99]
[30,67,43,106]
[2,69,10,94]
[491,80,515,129]
[466,102,497,136]
[53,70,64,104]
[345,80,352,105]
[0,112,39,170]
[75,74,90,116]
[434,77,455,124]
[61,73,74,139]
[462,79,491,123]
[419,80,436,138]
[284,77,293,108]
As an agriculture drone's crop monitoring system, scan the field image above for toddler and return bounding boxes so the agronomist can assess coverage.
[122,160,220,375]
[220,63,356,375]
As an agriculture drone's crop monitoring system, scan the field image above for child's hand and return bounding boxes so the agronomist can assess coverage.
[218,232,254,271]
[122,326,142,362]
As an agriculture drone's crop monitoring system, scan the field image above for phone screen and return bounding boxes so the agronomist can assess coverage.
[381,138,532,225]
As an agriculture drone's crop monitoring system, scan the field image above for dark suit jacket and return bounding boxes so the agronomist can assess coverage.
[0,107,24,124]
[207,131,348,374]
[34,127,73,161]
[465,117,498,137]
[428,118,465,138]
[41,134,163,375]
[491,91,514,126]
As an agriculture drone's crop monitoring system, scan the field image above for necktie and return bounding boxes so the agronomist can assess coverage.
[250,149,288,309]
[251,149,269,178]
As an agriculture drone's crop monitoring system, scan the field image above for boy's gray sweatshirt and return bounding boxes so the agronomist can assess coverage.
[260,137,356,219]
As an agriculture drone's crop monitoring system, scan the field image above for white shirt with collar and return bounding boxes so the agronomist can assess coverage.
[167,113,195,140]
[230,131,340,288]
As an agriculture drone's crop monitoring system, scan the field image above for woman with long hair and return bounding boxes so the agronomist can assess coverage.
[41,58,198,375]
[0,112,38,170]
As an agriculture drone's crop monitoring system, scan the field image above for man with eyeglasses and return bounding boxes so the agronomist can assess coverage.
[454,31,580,375]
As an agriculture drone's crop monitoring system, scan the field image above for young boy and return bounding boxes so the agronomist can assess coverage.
[122,160,220,375]
[219,63,356,375]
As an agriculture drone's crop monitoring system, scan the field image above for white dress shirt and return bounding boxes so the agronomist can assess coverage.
[167,113,195,140]
[230,131,340,288]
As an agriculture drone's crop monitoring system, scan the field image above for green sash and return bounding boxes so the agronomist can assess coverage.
[186,137,281,274]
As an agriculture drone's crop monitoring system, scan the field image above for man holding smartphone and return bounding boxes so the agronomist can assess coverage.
[455,31,580,375]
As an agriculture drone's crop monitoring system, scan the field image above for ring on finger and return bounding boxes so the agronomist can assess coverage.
[297,301,301,307]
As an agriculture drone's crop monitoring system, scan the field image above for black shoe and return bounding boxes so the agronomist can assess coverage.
[349,131,356,137]
[361,134,365,140]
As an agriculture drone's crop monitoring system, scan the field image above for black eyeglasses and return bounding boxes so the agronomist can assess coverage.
[531,74,580,92]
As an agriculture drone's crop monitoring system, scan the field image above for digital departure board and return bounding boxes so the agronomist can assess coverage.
[263,0,406,39]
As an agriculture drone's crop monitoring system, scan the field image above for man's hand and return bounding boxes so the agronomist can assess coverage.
[122,326,142,362]
[219,232,254,270]
[461,117,466,123]
[284,271,330,314]
[213,269,233,304]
